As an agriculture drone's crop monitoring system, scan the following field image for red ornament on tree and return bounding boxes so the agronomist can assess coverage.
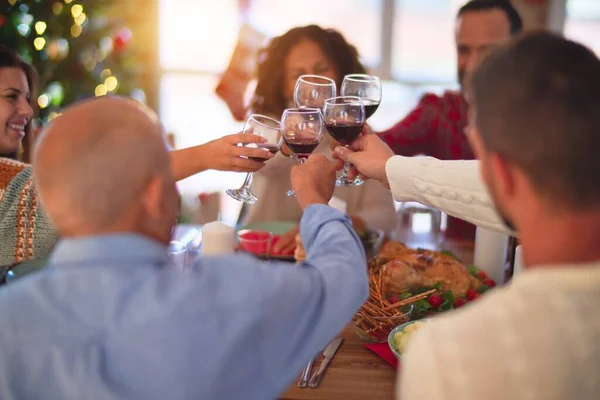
[0,15,7,28]
[112,28,132,53]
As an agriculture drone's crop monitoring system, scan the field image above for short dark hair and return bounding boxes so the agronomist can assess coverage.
[471,32,600,210]
[252,25,366,117]
[458,0,523,35]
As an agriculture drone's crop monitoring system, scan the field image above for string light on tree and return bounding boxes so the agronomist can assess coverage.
[3,0,143,123]
[33,37,46,51]
[71,4,83,19]
[131,88,147,104]
[46,82,64,106]
[46,38,70,61]
[74,13,86,26]
[16,13,34,37]
[99,37,113,53]
[100,69,112,80]
[70,24,82,38]
[95,84,108,97]
[38,94,50,109]
[95,49,107,62]
[34,21,47,35]
[52,3,63,15]
[105,76,118,92]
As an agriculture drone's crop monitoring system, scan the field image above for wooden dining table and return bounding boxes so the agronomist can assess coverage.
[281,240,475,400]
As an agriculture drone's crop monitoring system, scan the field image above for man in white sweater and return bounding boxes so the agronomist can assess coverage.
[335,32,600,400]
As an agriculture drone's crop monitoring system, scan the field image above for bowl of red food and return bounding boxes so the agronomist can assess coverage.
[236,229,274,260]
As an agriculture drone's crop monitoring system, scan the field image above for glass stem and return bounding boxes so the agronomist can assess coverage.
[297,157,308,165]
[240,172,253,191]
[340,145,351,180]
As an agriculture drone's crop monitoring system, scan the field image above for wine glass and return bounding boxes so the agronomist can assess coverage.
[281,108,324,197]
[226,114,282,204]
[294,75,336,109]
[323,96,366,187]
[340,74,382,120]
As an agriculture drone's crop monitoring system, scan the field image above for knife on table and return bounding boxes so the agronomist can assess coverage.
[308,337,344,388]
[297,358,313,387]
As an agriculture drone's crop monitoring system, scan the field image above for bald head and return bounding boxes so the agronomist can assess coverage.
[34,96,177,241]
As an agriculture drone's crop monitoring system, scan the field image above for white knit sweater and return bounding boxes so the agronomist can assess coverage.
[385,156,510,234]
[385,156,600,400]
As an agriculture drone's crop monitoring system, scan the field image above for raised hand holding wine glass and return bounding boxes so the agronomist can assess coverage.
[281,108,324,197]
[340,74,381,119]
[226,114,282,204]
[294,75,336,108]
[323,96,365,187]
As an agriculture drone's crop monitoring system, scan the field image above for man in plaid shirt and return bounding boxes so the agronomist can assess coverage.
[378,0,523,240]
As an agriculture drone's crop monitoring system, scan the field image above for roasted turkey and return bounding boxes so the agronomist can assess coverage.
[374,242,480,296]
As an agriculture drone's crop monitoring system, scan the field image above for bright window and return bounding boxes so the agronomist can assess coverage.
[392,0,463,84]
[248,0,382,67]
[159,0,239,73]
[564,0,600,57]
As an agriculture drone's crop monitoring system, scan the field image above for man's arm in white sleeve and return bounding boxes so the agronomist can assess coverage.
[385,156,514,236]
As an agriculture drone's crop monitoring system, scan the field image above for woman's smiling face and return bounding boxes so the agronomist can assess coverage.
[0,67,33,156]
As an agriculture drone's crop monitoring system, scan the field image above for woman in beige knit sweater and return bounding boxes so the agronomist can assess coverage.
[241,26,396,252]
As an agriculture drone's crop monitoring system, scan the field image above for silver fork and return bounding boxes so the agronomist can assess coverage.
[297,358,314,388]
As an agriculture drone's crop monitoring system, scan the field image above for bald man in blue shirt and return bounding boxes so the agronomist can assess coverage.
[0,97,368,400]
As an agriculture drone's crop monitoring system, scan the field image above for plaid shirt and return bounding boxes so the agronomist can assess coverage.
[378,91,476,240]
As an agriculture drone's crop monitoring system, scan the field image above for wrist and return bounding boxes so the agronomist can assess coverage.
[193,144,211,172]
[297,193,328,210]
[379,156,394,189]
[171,146,208,181]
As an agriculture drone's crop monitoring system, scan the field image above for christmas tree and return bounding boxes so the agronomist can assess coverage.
[1,0,144,124]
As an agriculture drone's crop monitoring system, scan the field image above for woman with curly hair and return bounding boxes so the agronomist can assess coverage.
[242,25,396,253]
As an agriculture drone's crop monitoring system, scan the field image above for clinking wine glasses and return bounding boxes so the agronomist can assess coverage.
[323,96,365,187]
[340,74,381,120]
[226,114,282,204]
[294,75,336,108]
[281,108,324,197]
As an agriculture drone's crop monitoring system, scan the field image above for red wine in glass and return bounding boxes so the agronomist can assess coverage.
[341,74,382,121]
[226,114,282,204]
[248,143,280,162]
[323,96,365,187]
[325,122,364,146]
[362,100,380,119]
[284,137,321,159]
[281,108,324,197]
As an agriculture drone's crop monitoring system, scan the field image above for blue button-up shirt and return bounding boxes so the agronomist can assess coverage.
[0,205,368,400]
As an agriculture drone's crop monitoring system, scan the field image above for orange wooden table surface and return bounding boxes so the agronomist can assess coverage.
[280,324,397,400]
[281,240,474,400]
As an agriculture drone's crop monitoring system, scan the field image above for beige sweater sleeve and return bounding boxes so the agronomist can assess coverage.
[385,156,512,235]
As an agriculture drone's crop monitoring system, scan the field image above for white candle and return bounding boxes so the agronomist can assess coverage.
[473,227,509,284]
[513,245,524,278]
[201,221,235,256]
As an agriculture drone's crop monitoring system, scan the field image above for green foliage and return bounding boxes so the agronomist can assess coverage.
[467,264,480,277]
[439,290,455,311]
[439,249,457,259]
[1,0,142,123]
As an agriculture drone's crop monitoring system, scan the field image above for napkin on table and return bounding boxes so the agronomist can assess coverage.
[364,343,399,369]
